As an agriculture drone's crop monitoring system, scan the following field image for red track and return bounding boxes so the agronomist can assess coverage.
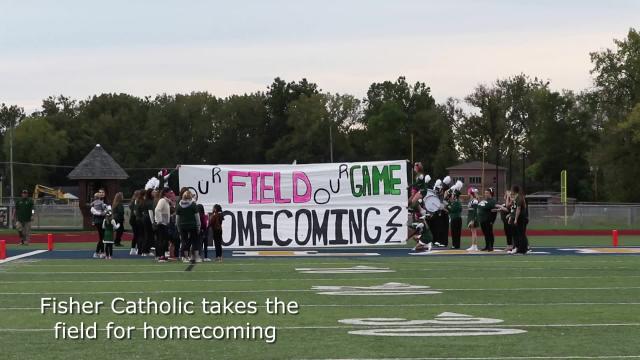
[0,229,638,244]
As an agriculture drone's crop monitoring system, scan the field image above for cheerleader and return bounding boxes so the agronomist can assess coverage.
[409,217,433,253]
[466,188,480,251]
[409,162,431,215]
[102,208,120,260]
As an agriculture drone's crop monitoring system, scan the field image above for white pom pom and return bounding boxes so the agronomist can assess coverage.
[424,175,431,184]
[145,177,160,190]
[443,176,452,185]
[453,180,463,191]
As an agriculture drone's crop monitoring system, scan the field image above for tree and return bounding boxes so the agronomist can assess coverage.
[590,28,640,200]
[3,116,69,190]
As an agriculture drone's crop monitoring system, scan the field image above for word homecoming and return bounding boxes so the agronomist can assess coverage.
[42,297,297,344]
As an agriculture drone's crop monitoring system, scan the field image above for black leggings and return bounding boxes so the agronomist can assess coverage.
[450,217,462,249]
[95,224,104,253]
[130,218,139,249]
[156,224,169,258]
[180,229,199,255]
[503,220,513,246]
[480,221,495,250]
[213,229,223,258]
[513,219,529,254]
[115,224,124,245]
[105,243,113,257]
[143,217,154,254]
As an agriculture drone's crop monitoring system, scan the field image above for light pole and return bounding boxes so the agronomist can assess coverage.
[9,115,14,229]
[329,123,334,163]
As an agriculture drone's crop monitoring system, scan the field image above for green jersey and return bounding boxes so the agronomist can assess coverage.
[467,199,478,225]
[15,197,34,223]
[477,198,497,223]
[447,199,462,219]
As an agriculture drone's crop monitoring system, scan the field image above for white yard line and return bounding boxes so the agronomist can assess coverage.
[1,323,640,333]
[2,275,640,284]
[2,286,640,296]
[300,356,640,360]
[0,250,48,265]
[2,302,640,311]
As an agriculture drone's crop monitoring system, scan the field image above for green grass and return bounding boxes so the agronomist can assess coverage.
[2,250,640,359]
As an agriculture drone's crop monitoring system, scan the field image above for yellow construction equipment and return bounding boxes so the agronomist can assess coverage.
[33,185,66,201]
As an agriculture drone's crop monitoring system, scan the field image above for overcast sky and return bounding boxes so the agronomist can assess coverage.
[1,0,639,111]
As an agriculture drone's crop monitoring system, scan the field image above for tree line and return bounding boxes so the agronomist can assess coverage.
[1,29,639,202]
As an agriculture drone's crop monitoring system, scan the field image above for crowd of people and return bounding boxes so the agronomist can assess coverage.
[90,186,224,263]
[409,162,530,255]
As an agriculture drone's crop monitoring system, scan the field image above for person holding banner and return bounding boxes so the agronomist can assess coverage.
[176,191,201,263]
[210,204,224,261]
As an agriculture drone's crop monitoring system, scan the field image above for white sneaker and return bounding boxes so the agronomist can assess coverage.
[203,258,212,262]
[427,242,433,252]
[182,257,191,263]
[129,248,137,255]
[99,253,106,259]
[509,248,518,255]
[93,252,99,259]
[473,245,479,251]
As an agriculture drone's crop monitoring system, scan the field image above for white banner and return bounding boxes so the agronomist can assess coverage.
[179,161,408,248]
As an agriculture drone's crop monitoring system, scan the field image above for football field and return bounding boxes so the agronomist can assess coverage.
[1,237,640,360]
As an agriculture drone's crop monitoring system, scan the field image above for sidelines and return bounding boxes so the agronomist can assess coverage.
[0,250,48,265]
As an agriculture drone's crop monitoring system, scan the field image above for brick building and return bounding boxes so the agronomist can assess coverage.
[447,161,507,198]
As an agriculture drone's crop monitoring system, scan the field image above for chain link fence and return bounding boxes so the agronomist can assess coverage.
[0,201,638,231]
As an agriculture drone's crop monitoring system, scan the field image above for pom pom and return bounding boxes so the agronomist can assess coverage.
[443,176,452,185]
[145,177,160,190]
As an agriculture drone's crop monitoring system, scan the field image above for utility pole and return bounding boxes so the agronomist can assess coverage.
[9,115,14,229]
[329,123,334,163]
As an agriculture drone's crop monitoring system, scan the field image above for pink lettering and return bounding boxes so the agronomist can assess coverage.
[228,171,249,204]
[259,172,274,204]
[274,172,291,203]
[292,171,312,203]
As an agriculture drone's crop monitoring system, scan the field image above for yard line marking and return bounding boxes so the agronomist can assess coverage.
[0,250,48,265]
[299,356,640,360]
[1,323,640,333]
[2,302,640,311]
[3,274,640,283]
[3,286,640,296]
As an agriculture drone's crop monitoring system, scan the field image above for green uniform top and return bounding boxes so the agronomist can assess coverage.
[510,194,528,222]
[447,199,462,219]
[420,225,432,244]
[113,203,125,224]
[103,219,117,244]
[412,173,429,195]
[467,199,478,225]
[15,197,34,223]
[176,200,199,231]
[477,198,497,224]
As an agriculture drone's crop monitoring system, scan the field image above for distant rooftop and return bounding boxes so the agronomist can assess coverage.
[67,144,129,180]
[447,161,506,171]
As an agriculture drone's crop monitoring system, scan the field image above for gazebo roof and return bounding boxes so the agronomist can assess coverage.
[67,144,129,180]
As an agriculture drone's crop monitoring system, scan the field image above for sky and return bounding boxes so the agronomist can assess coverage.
[1,0,639,112]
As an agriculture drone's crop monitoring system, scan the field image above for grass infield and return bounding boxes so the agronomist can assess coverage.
[1,236,640,359]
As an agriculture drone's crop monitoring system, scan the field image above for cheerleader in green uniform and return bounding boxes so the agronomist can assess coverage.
[466,187,480,251]
[102,208,120,260]
[409,162,431,214]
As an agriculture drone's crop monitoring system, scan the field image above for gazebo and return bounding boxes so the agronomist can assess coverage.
[67,144,129,229]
